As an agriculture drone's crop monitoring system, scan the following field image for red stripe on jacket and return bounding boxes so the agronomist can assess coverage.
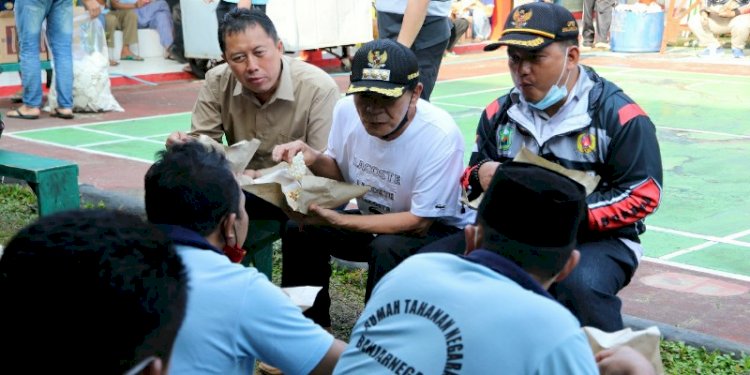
[588,178,661,230]
[618,103,647,126]
[485,100,501,119]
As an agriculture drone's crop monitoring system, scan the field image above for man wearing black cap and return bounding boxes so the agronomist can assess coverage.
[454,2,663,332]
[272,38,473,331]
[333,163,598,373]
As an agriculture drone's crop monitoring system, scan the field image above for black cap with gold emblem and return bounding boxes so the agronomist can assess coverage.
[484,2,579,52]
[347,39,420,98]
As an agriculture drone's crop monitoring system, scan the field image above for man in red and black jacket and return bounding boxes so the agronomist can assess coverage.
[426,2,663,332]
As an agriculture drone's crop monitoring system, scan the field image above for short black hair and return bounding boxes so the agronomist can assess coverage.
[218,7,280,54]
[478,219,572,279]
[0,209,187,373]
[145,142,239,236]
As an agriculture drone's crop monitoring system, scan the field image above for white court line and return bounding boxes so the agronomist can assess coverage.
[648,225,750,248]
[659,126,750,139]
[432,101,484,110]
[4,134,153,164]
[74,127,165,144]
[78,133,172,148]
[592,65,750,80]
[7,112,190,135]
[661,229,750,260]
[432,86,515,100]
[642,257,750,283]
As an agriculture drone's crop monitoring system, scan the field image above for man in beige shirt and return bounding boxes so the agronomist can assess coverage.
[167,8,339,220]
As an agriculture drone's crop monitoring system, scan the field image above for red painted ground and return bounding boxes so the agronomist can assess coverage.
[2,49,749,347]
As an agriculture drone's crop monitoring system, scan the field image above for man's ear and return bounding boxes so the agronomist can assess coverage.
[222,213,238,247]
[141,357,164,375]
[554,249,580,283]
[567,44,580,67]
[464,224,481,255]
[412,83,424,103]
[276,39,284,53]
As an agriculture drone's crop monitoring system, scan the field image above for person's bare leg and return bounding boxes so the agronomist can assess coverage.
[121,44,133,58]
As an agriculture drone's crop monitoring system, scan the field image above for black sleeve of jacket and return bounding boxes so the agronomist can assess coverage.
[463,98,505,200]
[586,96,663,233]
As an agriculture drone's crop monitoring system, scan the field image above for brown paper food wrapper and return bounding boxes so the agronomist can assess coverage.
[463,147,601,209]
[243,162,370,215]
[193,134,261,175]
[583,326,665,375]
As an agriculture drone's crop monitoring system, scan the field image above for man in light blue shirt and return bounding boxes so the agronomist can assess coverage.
[335,162,653,374]
[145,142,345,374]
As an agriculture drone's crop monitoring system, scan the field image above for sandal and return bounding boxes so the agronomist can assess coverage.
[121,54,144,61]
[6,106,40,120]
[109,59,119,66]
[50,108,75,120]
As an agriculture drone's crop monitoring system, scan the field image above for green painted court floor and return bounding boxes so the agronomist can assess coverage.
[8,67,750,279]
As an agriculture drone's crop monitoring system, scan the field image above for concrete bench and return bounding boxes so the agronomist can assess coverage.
[0,150,80,216]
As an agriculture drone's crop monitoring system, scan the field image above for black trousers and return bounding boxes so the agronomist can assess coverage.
[413,40,449,101]
[281,213,461,327]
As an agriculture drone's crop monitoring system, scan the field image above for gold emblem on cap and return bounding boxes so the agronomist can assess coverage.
[362,68,391,82]
[562,20,578,33]
[511,9,532,27]
[503,37,545,47]
[367,50,388,69]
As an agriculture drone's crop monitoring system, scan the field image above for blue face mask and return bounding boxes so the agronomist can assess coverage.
[528,47,572,111]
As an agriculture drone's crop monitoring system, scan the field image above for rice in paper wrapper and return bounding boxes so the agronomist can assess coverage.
[243,160,370,215]
[463,147,601,209]
[583,326,665,375]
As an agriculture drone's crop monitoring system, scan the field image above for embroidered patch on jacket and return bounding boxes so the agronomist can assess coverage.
[498,126,514,152]
[576,132,596,154]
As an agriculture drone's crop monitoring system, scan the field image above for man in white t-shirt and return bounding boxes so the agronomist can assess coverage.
[273,39,473,330]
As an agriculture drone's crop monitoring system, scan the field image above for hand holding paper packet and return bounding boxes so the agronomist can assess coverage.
[193,135,369,214]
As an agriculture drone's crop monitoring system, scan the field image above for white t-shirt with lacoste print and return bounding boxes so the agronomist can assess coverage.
[326,96,474,229]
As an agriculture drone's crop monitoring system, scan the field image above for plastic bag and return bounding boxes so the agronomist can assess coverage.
[47,15,123,112]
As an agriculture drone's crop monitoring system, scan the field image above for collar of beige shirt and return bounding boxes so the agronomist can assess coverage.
[232,55,296,106]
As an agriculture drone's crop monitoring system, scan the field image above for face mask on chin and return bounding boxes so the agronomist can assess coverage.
[528,47,572,111]
[222,224,247,263]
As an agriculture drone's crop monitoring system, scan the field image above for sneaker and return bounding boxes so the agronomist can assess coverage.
[594,42,611,50]
[732,48,745,58]
[698,46,722,57]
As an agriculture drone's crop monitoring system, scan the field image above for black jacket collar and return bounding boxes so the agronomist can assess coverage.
[156,224,224,256]
[461,249,553,300]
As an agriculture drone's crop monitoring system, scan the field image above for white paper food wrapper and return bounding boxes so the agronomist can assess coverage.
[192,136,369,214]
[244,162,370,215]
[463,147,601,209]
[583,326,665,375]
[281,286,322,311]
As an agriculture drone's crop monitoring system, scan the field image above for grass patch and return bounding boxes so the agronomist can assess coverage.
[0,183,38,246]
[661,340,750,374]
